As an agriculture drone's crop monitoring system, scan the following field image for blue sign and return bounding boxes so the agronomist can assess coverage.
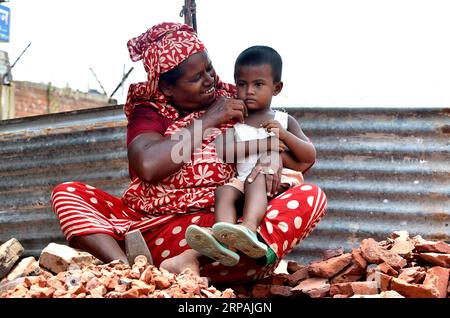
[0,4,10,42]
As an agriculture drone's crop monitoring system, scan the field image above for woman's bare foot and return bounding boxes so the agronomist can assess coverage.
[160,249,201,277]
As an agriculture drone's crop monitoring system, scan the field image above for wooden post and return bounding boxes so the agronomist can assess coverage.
[181,0,197,32]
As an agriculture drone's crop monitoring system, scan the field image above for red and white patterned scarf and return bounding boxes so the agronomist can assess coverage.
[122,22,236,216]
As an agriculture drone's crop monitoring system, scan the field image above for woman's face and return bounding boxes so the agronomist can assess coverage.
[162,51,217,113]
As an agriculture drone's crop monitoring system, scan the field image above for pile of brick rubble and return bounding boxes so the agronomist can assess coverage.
[0,231,449,298]
[0,241,234,298]
[232,231,449,298]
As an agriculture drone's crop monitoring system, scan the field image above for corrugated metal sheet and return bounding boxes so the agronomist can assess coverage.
[0,105,449,265]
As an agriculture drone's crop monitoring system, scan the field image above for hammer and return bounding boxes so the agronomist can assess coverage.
[124,229,154,265]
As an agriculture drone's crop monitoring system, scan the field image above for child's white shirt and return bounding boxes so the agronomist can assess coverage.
[233,110,288,181]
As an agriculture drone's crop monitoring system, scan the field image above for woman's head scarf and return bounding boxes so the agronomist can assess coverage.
[125,22,234,121]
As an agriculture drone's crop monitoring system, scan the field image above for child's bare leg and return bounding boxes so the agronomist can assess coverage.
[214,185,243,224]
[241,173,268,233]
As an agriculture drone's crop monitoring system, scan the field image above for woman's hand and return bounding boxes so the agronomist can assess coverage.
[247,151,283,197]
[203,97,248,128]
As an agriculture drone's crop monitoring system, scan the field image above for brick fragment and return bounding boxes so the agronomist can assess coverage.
[390,277,438,298]
[380,290,405,298]
[287,261,303,274]
[293,278,330,298]
[0,277,25,294]
[308,253,353,278]
[4,257,41,281]
[251,284,272,298]
[377,262,399,277]
[38,243,101,274]
[390,240,415,256]
[415,241,450,254]
[271,273,290,285]
[422,266,449,298]
[270,285,292,297]
[378,273,392,291]
[154,276,171,289]
[322,247,344,260]
[416,253,450,268]
[360,238,407,269]
[390,231,409,241]
[131,280,155,295]
[350,294,381,298]
[329,281,378,297]
[398,267,426,284]
[0,239,24,279]
[331,250,367,284]
[288,267,309,286]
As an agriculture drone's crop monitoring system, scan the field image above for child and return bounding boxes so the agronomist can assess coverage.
[185,46,316,266]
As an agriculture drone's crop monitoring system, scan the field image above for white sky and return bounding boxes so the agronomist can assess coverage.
[1,0,450,107]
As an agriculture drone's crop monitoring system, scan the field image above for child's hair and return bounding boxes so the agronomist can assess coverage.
[234,45,283,82]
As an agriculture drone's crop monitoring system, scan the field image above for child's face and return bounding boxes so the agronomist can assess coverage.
[235,64,282,111]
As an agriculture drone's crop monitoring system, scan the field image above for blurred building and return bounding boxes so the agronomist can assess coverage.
[0,50,116,120]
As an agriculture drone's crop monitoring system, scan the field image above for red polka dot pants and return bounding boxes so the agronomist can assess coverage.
[51,182,326,284]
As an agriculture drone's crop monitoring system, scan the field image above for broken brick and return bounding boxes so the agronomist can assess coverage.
[4,257,41,281]
[0,238,24,280]
[286,261,303,274]
[329,281,378,297]
[270,285,292,297]
[293,278,330,298]
[308,253,353,278]
[251,284,272,298]
[398,267,426,284]
[360,238,407,269]
[390,277,438,298]
[287,267,309,286]
[415,241,450,254]
[322,247,344,260]
[416,253,450,268]
[422,266,449,298]
[390,240,415,256]
[38,243,101,274]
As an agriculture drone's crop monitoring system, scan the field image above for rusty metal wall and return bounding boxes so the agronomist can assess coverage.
[0,105,449,265]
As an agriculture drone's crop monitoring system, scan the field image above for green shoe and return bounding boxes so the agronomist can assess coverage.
[265,246,277,265]
[212,222,268,258]
[185,225,240,267]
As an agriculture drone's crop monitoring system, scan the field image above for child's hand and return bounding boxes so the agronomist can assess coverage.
[278,140,289,153]
[262,120,288,141]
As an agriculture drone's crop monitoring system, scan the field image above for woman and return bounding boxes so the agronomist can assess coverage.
[50,22,327,284]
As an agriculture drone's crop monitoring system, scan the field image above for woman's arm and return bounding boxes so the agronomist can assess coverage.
[128,97,247,183]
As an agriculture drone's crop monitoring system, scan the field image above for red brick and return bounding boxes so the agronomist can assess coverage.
[0,239,24,280]
[322,247,344,260]
[377,262,399,276]
[398,267,426,284]
[380,290,404,298]
[286,261,303,274]
[270,285,292,297]
[360,238,407,269]
[308,253,353,278]
[390,277,438,298]
[390,240,415,256]
[414,240,450,254]
[288,267,309,286]
[422,266,449,298]
[293,278,330,298]
[330,281,378,297]
[251,284,272,298]
[416,253,450,267]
